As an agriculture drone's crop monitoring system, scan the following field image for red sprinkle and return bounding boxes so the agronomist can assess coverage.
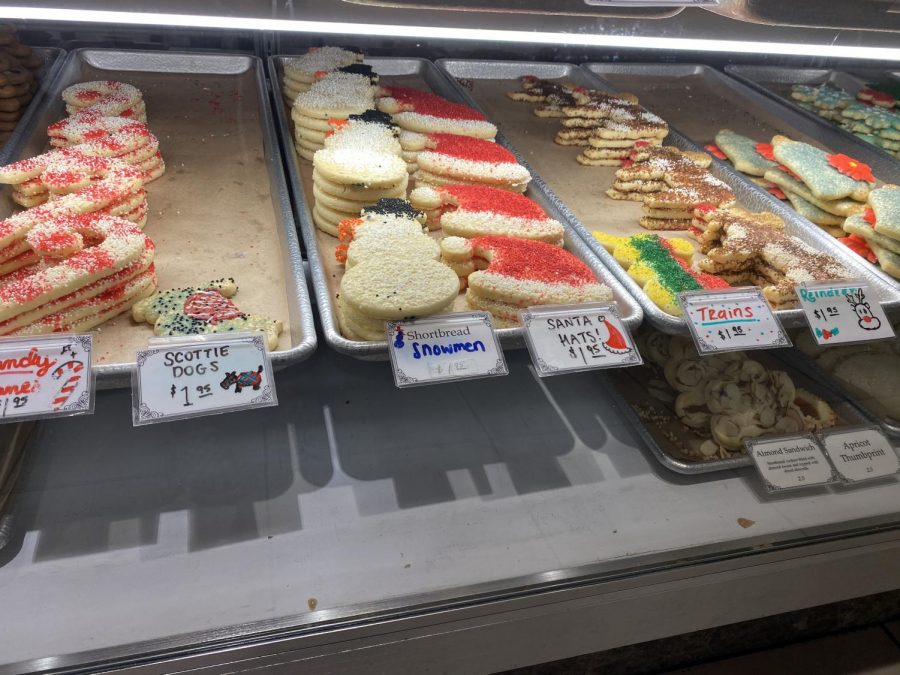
[439,184,548,220]
[382,86,487,121]
[471,236,596,286]
[428,133,516,164]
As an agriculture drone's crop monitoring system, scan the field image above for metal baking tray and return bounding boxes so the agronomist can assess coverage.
[269,55,643,360]
[602,346,878,475]
[724,65,900,169]
[1,49,317,388]
[787,346,900,439]
[0,47,66,163]
[435,59,900,334]
[582,62,900,292]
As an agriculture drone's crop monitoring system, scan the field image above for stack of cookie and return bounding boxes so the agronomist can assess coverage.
[505,76,579,117]
[1,80,165,211]
[409,183,564,241]
[377,85,497,140]
[310,116,407,235]
[842,184,900,279]
[573,105,669,167]
[440,235,611,326]
[291,71,378,161]
[63,81,146,122]
[760,136,873,239]
[505,75,641,151]
[400,131,530,193]
[791,83,900,158]
[281,46,364,102]
[692,205,850,309]
[337,203,459,341]
[0,55,38,144]
[46,111,165,183]
[0,148,150,228]
[608,145,734,231]
[0,26,43,79]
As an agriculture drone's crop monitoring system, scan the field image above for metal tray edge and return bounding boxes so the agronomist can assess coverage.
[576,64,900,316]
[271,55,642,360]
[723,64,900,176]
[0,47,66,167]
[7,49,317,388]
[582,61,900,294]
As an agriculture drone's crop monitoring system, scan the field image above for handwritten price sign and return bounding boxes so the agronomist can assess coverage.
[521,303,641,376]
[679,288,791,354]
[132,333,277,425]
[797,280,895,346]
[0,334,93,422]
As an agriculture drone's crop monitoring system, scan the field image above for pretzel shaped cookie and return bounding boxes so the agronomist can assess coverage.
[62,81,145,120]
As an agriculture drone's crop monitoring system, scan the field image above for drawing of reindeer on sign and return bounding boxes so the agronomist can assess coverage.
[797,280,895,346]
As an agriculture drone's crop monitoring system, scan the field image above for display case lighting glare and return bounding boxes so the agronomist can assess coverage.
[1,6,899,61]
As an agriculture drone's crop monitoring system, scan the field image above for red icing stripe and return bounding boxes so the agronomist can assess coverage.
[471,236,595,286]
[382,86,487,121]
[440,184,547,220]
[428,133,517,164]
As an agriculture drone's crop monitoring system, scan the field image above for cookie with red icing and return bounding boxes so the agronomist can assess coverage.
[441,235,611,325]
[409,184,564,243]
[132,278,283,350]
[377,85,497,139]
[403,132,530,191]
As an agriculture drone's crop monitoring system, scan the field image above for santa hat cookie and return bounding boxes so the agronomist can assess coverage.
[377,85,497,139]
[410,184,564,243]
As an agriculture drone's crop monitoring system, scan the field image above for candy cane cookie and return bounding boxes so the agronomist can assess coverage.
[0,149,145,215]
[10,267,157,336]
[0,213,150,322]
[0,240,155,334]
[62,81,146,121]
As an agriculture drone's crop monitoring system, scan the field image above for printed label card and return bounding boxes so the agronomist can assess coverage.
[386,312,507,387]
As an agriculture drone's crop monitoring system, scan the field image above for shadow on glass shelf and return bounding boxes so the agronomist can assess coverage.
[0,346,715,565]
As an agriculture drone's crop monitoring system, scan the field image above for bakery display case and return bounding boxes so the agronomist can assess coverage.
[0,3,897,673]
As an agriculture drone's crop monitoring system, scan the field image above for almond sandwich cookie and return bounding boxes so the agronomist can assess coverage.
[377,85,497,139]
[410,184,564,242]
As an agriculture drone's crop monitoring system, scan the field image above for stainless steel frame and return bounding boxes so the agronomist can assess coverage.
[0,49,317,388]
[268,55,643,360]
